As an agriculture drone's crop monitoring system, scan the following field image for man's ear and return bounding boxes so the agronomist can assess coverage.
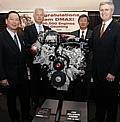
[5,19,7,25]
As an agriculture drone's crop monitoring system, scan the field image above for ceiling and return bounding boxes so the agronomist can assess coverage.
[0,0,112,12]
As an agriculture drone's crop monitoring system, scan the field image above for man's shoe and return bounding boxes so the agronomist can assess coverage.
[11,120,20,122]
[21,120,32,122]
[29,102,37,119]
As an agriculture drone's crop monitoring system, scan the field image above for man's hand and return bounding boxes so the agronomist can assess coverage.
[106,73,115,82]
[60,34,76,40]
[0,79,9,86]
[29,43,38,55]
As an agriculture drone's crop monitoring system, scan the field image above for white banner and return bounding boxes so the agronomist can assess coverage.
[19,11,88,33]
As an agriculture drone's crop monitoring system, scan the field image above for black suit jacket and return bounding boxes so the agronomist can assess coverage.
[0,29,27,85]
[71,29,93,60]
[71,29,93,83]
[92,20,120,81]
[24,24,51,48]
[71,29,93,40]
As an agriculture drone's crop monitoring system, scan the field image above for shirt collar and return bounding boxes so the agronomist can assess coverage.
[102,18,113,27]
[35,22,42,27]
[35,22,44,32]
[6,28,17,39]
[6,28,21,51]
[80,28,88,37]
[80,28,87,33]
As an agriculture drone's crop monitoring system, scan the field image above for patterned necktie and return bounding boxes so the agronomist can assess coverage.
[14,34,19,47]
[81,31,84,39]
[100,23,105,37]
[38,25,42,34]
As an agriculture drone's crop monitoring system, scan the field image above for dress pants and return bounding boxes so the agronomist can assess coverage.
[95,81,118,122]
[30,64,43,105]
[7,83,30,121]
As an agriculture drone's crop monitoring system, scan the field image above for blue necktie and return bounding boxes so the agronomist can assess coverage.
[38,25,42,34]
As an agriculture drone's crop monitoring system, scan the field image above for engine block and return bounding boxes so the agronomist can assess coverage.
[32,30,86,91]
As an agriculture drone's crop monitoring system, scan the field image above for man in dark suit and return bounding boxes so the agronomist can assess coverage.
[71,14,92,40]
[24,8,51,116]
[0,11,30,122]
[91,2,120,122]
[69,14,93,101]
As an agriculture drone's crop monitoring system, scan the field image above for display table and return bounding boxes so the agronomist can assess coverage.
[32,99,87,122]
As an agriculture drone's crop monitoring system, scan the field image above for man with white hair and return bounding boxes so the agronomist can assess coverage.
[24,8,51,118]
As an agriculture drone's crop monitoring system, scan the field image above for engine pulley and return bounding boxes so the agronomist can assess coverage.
[51,71,66,87]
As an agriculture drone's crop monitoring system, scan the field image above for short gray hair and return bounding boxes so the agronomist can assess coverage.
[34,8,44,14]
[99,1,114,12]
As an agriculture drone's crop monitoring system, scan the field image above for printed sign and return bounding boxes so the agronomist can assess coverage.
[19,11,88,32]
[35,108,51,118]
[66,109,81,121]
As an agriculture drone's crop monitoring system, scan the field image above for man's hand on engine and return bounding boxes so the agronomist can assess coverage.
[29,44,38,55]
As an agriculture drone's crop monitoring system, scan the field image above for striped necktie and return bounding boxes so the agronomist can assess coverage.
[100,23,105,37]
[14,34,19,47]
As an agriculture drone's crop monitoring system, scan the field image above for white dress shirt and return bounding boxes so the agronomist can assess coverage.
[35,23,44,34]
[80,28,88,39]
[102,18,113,32]
[7,28,21,51]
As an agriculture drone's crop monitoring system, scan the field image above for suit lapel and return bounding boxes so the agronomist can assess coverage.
[86,29,92,39]
[97,25,101,38]
[33,24,47,35]
[32,24,38,35]
[100,21,113,38]
[4,30,20,52]
[77,30,80,37]
[17,32,25,51]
